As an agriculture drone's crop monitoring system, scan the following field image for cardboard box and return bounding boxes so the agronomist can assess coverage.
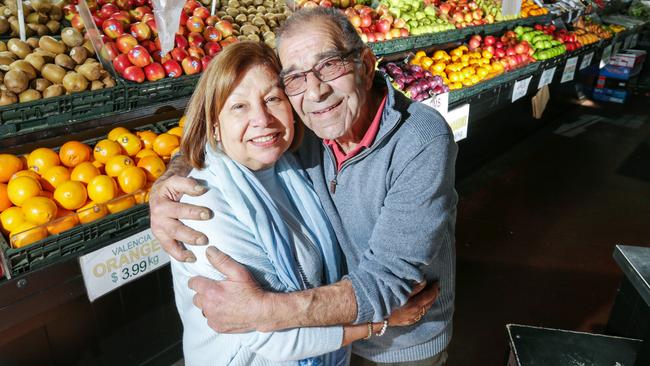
[609,49,647,68]
[594,75,637,90]
[599,63,643,80]
[592,87,629,103]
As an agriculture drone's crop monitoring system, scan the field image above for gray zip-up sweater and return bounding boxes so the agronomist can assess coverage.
[297,73,458,363]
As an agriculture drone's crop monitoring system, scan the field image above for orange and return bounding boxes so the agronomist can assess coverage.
[137,155,166,181]
[105,155,134,177]
[46,208,79,235]
[92,160,105,173]
[41,166,71,191]
[10,221,47,248]
[178,116,186,128]
[106,194,136,214]
[0,154,23,183]
[27,148,60,175]
[167,127,183,138]
[70,162,101,185]
[77,201,108,224]
[54,180,88,210]
[87,175,117,203]
[153,133,180,156]
[118,166,147,194]
[59,141,92,168]
[7,176,42,206]
[0,183,11,212]
[134,188,149,204]
[136,130,158,150]
[116,133,142,157]
[1,206,25,233]
[93,139,123,164]
[108,126,130,141]
[135,149,157,162]
[11,170,40,181]
[21,196,57,225]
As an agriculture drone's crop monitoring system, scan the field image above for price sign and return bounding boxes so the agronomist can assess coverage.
[445,103,470,142]
[561,56,578,83]
[79,228,170,301]
[631,34,639,48]
[613,41,622,55]
[423,92,449,117]
[624,36,632,50]
[512,76,532,102]
[538,67,556,89]
[580,52,594,70]
[600,44,613,67]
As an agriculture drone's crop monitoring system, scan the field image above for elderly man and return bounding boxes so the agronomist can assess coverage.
[150,7,458,366]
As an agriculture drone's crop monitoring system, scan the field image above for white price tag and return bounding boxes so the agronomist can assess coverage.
[538,67,556,89]
[600,44,613,67]
[631,34,639,48]
[79,228,170,301]
[423,92,449,117]
[561,56,578,83]
[445,103,470,142]
[613,41,622,55]
[623,36,632,50]
[580,52,594,70]
[511,76,532,102]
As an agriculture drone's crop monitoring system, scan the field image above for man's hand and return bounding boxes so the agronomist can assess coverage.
[189,246,269,333]
[149,172,212,262]
[387,281,440,327]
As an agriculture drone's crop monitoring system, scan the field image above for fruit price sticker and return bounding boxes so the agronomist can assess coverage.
[445,103,470,142]
[600,44,613,67]
[511,76,532,102]
[423,92,449,117]
[538,67,556,89]
[580,52,594,70]
[561,56,578,83]
[79,228,170,301]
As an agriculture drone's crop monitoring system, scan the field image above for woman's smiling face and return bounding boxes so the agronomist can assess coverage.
[216,65,294,171]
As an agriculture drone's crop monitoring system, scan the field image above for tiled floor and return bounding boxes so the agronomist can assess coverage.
[447,96,650,365]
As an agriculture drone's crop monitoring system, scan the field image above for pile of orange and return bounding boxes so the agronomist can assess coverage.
[411,47,505,91]
[0,120,184,249]
[520,0,549,18]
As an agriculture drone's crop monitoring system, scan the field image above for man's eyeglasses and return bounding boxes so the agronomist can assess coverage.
[281,49,360,96]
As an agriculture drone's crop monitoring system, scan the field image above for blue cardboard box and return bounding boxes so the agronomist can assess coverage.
[592,87,629,103]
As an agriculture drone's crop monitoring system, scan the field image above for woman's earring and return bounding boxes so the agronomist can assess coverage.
[213,127,220,141]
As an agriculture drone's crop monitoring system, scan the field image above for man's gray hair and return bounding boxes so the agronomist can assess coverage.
[276,7,365,53]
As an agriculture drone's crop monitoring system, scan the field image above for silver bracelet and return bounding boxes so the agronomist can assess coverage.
[374,320,388,337]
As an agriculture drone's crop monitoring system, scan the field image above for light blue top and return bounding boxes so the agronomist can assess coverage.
[170,145,349,366]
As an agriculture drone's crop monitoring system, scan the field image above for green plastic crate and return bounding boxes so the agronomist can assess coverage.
[121,74,200,110]
[155,119,183,133]
[449,62,540,104]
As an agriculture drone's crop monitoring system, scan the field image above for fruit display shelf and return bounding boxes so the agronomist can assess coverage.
[120,74,201,111]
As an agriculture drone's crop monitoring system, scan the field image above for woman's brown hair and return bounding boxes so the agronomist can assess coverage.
[181,41,303,169]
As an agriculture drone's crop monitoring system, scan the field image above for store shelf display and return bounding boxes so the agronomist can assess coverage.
[0,0,63,38]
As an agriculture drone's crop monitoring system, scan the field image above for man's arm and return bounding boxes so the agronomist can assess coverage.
[149,154,213,262]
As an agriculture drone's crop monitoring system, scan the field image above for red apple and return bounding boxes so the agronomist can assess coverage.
[390,28,401,39]
[514,43,525,55]
[349,15,361,28]
[472,9,483,20]
[506,47,516,56]
[393,18,406,29]
[186,16,205,33]
[202,26,222,43]
[205,15,219,27]
[102,18,123,39]
[63,4,76,21]
[144,62,165,81]
[110,13,131,28]
[140,39,157,54]
[319,0,333,7]
[101,42,120,61]
[115,0,130,10]
[141,13,155,24]
[188,46,205,59]
[439,3,452,14]
[145,19,158,36]
[183,0,201,15]
[181,56,202,75]
[360,14,372,28]
[116,34,138,53]
[375,19,390,34]
[375,32,385,42]
[127,45,152,67]
[193,6,210,20]
[130,22,151,41]
[495,48,506,58]
[214,20,233,38]
[219,36,237,48]
[495,41,504,49]
[484,35,496,46]
[400,28,409,37]
[484,45,495,54]
[99,3,119,19]
[175,34,188,49]
[163,60,183,78]
[366,33,376,43]
[204,41,222,56]
[71,14,85,31]
[201,55,212,70]
[171,47,189,62]
[92,14,104,28]
[112,54,132,74]
[130,6,151,21]
[188,32,205,48]
[469,37,481,50]
[122,65,145,83]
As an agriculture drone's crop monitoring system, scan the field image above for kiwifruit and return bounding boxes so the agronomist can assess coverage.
[247,33,260,42]
[30,0,52,13]
[4,68,29,93]
[263,37,275,49]
[33,48,55,62]
[27,23,49,36]
[0,7,10,18]
[237,35,248,41]
[247,5,256,13]
[61,27,83,47]
[0,56,12,71]
[0,41,5,52]
[216,11,226,17]
[240,24,258,35]
[30,78,51,92]
[8,18,34,37]
[26,12,47,25]
[0,17,9,35]
[226,8,239,17]
[0,90,17,105]
[62,72,88,93]
[7,38,31,59]
[49,5,62,21]
[90,80,103,90]
[263,31,275,40]
[18,88,41,102]
[42,84,63,98]
[45,20,60,34]
[6,0,31,17]
[227,0,240,7]
[252,17,265,27]
[268,19,277,28]
[55,53,75,70]
[102,75,115,88]
[247,14,256,22]
[235,14,247,23]
[77,62,101,81]
[83,57,99,65]
[41,63,65,84]
[9,60,37,79]
[253,0,263,6]
[39,36,65,54]
[260,24,270,33]
[82,40,94,55]
[69,46,87,65]
[256,6,266,13]
[262,0,273,8]
[24,53,45,71]
[222,15,234,23]
[25,37,39,49]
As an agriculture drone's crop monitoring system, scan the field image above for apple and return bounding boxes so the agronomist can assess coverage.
[115,0,130,10]
[484,45,495,54]
[400,28,409,37]
[215,21,234,38]
[144,62,165,81]
[130,22,151,41]
[193,6,210,20]
[63,4,76,21]
[469,38,481,50]
[452,12,464,24]
[183,0,201,15]
[101,42,120,61]
[163,60,183,78]
[99,3,119,19]
[113,54,132,74]
[171,47,189,62]
[393,18,406,29]
[141,13,155,24]
[175,35,188,49]
[102,19,123,39]
[110,13,131,28]
[116,34,138,53]
[360,33,368,43]
[375,32,385,42]
[219,36,238,48]
[146,19,158,36]
[349,15,361,28]
[495,48,506,58]
[302,0,319,7]
[140,40,157,54]
[495,41,504,49]
[464,13,473,23]
[472,9,483,20]
[206,15,219,27]
[376,19,390,34]
[201,55,213,70]
[344,8,357,17]
[92,14,104,28]
[390,28,401,38]
[188,46,205,59]
[204,41,222,56]
[366,32,376,43]
[439,3,452,14]
[380,14,394,25]
[188,32,205,48]
[181,56,202,75]
[122,65,145,83]
[319,0,333,7]
[360,15,372,28]
[127,45,152,67]
[71,14,85,31]
[484,35,496,46]
[130,6,151,21]
[186,16,205,33]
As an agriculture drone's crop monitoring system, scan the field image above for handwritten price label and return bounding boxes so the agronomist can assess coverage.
[580,52,594,70]
[445,103,470,142]
[79,228,170,301]
[561,57,578,83]
[601,44,613,67]
[512,76,532,102]
[423,92,449,117]
[538,67,556,89]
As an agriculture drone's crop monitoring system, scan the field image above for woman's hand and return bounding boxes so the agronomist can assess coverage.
[387,281,440,327]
